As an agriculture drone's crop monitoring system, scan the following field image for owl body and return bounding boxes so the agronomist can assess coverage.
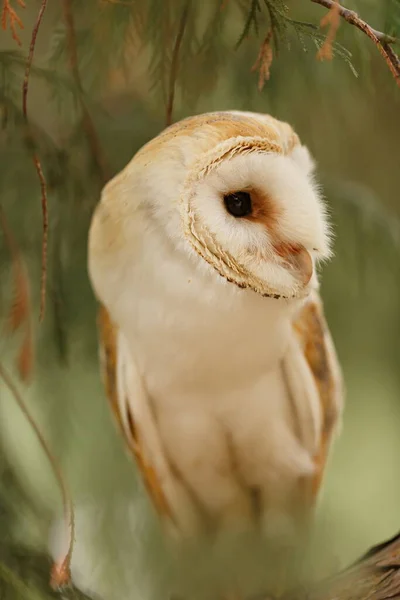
[88,111,343,543]
[104,226,315,536]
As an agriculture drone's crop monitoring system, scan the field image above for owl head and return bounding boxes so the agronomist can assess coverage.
[105,111,332,300]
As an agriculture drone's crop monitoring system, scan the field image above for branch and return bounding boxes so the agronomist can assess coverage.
[311,0,400,87]
[61,0,111,185]
[22,0,49,322]
[165,1,190,127]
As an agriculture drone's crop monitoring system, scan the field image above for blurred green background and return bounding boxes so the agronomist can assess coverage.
[0,1,399,598]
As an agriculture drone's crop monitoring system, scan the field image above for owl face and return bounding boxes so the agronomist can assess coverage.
[178,139,331,300]
[117,113,331,301]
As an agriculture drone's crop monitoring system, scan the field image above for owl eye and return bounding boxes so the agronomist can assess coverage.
[223,191,252,218]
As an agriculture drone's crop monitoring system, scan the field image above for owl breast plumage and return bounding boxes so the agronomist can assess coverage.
[88,110,344,540]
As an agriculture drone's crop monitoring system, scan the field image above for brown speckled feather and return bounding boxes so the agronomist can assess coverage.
[292,291,343,496]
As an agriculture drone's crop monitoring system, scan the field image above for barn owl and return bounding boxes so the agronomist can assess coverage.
[87,111,343,579]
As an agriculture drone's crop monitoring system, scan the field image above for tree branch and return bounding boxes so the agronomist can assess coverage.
[22,0,49,322]
[61,0,110,185]
[165,1,190,127]
[311,0,400,87]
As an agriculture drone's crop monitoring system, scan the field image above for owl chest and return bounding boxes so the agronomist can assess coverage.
[115,237,297,405]
[128,276,293,404]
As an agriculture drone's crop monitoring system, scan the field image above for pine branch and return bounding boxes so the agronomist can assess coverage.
[311,0,400,87]
[22,0,49,322]
[236,0,262,49]
[165,1,190,126]
[61,0,110,184]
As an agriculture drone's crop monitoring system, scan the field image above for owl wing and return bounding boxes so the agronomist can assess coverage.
[283,290,344,501]
[96,304,198,535]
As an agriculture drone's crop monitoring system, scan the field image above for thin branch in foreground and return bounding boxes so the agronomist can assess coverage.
[165,1,190,127]
[62,0,111,185]
[0,362,75,592]
[1,0,25,46]
[311,0,400,87]
[22,0,49,323]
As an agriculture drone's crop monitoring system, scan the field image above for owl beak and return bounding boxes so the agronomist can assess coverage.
[274,242,313,288]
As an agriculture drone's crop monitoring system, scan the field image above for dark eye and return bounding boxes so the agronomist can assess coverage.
[223,191,252,218]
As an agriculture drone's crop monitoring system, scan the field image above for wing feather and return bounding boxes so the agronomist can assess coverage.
[291,290,344,497]
[97,305,171,518]
[97,305,202,537]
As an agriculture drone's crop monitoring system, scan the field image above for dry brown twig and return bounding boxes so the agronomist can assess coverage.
[317,0,340,61]
[0,363,75,591]
[252,29,274,91]
[1,0,25,46]
[311,0,400,87]
[22,0,49,322]
[0,206,34,383]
